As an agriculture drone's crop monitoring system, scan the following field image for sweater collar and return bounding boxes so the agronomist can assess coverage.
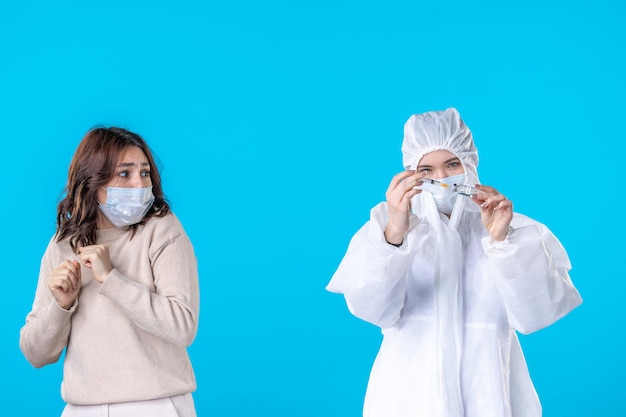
[96,226,131,243]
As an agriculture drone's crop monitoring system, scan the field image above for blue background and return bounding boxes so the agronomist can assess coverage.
[2,0,624,415]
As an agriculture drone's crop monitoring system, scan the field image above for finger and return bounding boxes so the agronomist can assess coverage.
[67,259,81,278]
[78,244,97,252]
[77,245,100,264]
[54,261,79,292]
[392,172,423,195]
[79,245,107,258]
[59,259,76,270]
[471,193,489,204]
[78,245,97,257]
[68,267,80,292]
[78,250,96,268]
[392,180,423,205]
[387,171,417,193]
[471,188,498,203]
[50,277,71,293]
[475,184,500,195]
[387,176,421,205]
[405,187,421,201]
[479,194,507,209]
[398,188,421,209]
[60,270,78,293]
[494,199,513,211]
[470,195,485,207]
[71,260,82,282]
[403,176,424,192]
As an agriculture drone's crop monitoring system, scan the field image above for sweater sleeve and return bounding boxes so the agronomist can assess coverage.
[483,217,582,334]
[99,227,200,347]
[19,238,75,368]
[326,203,416,328]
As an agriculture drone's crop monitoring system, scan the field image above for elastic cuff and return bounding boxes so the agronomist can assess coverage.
[385,238,403,247]
[54,298,78,312]
[487,226,514,247]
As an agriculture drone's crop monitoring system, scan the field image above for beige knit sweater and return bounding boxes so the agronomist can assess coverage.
[19,213,199,405]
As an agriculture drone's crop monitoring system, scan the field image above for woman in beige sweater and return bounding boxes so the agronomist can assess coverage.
[20,127,200,417]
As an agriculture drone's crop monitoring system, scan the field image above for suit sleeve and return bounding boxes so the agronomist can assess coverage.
[327,203,417,328]
[483,217,582,334]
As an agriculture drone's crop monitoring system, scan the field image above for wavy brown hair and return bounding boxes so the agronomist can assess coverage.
[56,127,170,252]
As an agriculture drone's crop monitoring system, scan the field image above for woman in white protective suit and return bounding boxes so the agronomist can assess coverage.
[326,108,582,417]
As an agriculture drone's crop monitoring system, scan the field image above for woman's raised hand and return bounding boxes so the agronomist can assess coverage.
[48,259,82,309]
[471,184,513,241]
[78,244,113,284]
[384,171,423,245]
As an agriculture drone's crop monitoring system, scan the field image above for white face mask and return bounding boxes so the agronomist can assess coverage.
[99,186,155,227]
[421,173,466,215]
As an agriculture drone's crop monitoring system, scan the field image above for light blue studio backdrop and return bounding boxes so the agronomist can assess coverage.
[1,0,624,416]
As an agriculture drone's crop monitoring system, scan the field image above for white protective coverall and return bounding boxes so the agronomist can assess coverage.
[326,108,582,417]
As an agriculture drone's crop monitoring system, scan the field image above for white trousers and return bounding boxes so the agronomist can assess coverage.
[60,393,196,417]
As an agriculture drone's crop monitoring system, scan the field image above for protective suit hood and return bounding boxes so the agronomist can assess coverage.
[402,108,479,188]
[402,108,480,219]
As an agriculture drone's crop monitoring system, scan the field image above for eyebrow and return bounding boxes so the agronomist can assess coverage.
[117,161,150,168]
[416,157,460,168]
